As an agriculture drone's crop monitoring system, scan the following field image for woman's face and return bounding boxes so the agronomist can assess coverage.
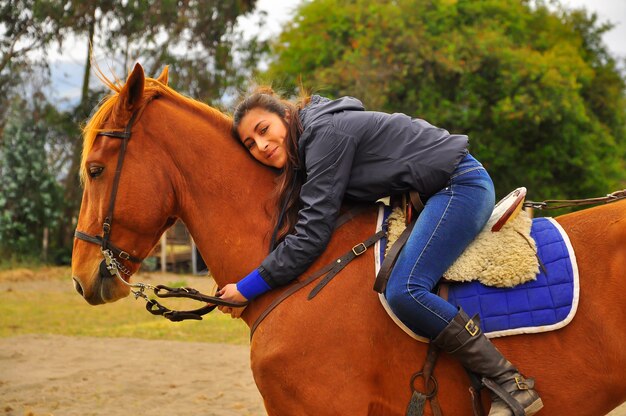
[237,107,288,169]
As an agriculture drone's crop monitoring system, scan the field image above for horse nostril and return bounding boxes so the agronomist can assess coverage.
[73,277,84,296]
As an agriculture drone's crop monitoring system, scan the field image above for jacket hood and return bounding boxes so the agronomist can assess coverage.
[299,95,365,127]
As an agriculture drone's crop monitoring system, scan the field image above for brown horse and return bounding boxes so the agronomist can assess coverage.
[72,63,626,415]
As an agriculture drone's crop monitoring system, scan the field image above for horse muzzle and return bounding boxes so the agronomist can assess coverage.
[72,260,130,305]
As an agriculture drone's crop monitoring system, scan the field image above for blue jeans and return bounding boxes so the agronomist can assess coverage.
[385,153,495,339]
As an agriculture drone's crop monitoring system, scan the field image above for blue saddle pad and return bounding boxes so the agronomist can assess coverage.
[446,217,579,337]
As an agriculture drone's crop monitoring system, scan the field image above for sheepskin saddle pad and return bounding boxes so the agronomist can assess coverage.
[373,205,579,342]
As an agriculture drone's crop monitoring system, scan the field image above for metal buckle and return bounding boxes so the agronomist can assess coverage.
[352,243,367,256]
[465,319,479,336]
[101,249,118,276]
[102,249,114,266]
[515,376,529,390]
[119,251,130,260]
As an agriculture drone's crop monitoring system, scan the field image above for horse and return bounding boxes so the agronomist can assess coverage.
[71,63,626,415]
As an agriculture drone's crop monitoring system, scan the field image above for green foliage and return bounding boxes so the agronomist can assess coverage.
[0,97,63,259]
[0,0,68,128]
[267,0,626,200]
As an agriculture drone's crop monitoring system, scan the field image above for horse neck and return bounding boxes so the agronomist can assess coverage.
[148,98,276,286]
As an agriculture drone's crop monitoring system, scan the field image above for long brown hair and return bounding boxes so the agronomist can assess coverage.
[232,86,311,248]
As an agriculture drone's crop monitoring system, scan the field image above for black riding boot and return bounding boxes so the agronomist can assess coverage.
[432,309,543,416]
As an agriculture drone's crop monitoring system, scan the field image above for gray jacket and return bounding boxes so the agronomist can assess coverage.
[259,95,468,287]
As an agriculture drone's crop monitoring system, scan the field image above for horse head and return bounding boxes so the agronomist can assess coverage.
[72,63,274,306]
[71,64,175,304]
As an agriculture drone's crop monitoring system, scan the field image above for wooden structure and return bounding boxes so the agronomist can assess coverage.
[149,220,205,274]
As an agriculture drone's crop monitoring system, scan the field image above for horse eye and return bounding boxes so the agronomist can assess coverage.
[88,166,104,178]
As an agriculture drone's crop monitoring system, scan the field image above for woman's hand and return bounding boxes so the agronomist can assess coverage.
[216,283,248,319]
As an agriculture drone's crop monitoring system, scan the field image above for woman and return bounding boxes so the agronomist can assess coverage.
[219,88,543,416]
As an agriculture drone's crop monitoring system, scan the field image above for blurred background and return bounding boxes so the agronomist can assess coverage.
[1,0,625,268]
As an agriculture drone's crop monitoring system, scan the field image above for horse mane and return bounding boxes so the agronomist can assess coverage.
[80,69,233,183]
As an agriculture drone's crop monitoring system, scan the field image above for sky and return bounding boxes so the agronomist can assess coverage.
[48,0,626,105]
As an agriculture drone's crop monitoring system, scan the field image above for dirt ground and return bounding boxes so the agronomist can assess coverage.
[2,334,625,416]
[0,334,265,416]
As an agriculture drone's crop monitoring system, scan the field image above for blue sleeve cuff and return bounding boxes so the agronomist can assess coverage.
[236,268,272,300]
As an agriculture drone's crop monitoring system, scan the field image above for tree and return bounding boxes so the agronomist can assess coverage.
[62,0,262,104]
[0,96,63,260]
[0,0,72,130]
[267,0,626,200]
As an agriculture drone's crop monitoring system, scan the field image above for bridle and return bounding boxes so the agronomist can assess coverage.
[74,101,248,320]
[75,109,144,281]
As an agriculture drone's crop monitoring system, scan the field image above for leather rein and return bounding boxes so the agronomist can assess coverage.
[524,189,626,210]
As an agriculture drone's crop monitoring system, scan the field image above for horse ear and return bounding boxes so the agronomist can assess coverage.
[119,63,145,112]
[156,66,169,85]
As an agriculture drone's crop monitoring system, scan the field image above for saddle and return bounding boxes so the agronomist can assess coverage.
[374,187,530,293]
